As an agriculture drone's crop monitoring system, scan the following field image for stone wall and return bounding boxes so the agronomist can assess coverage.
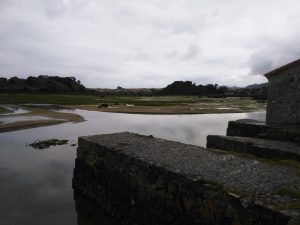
[73,132,296,225]
[227,119,300,144]
[266,66,300,124]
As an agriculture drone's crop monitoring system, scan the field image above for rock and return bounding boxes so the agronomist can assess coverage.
[29,139,69,149]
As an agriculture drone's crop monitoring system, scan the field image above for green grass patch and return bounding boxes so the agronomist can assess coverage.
[276,187,300,211]
[213,150,300,176]
[0,106,11,114]
[0,94,266,114]
[267,160,300,176]
[276,187,300,199]
[0,93,265,108]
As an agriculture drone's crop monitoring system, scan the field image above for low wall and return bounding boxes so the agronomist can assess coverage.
[73,132,298,225]
[227,119,300,144]
[207,135,300,162]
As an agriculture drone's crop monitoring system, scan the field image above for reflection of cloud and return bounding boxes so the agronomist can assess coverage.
[45,161,73,188]
[0,109,268,224]
[245,111,266,122]
[179,126,198,142]
[0,145,76,225]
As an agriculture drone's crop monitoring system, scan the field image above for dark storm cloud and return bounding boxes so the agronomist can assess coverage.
[1,0,300,87]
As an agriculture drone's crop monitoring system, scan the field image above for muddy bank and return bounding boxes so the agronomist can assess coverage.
[76,104,264,115]
[0,106,85,133]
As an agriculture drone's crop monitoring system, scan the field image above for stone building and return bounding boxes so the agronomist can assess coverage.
[265,59,300,124]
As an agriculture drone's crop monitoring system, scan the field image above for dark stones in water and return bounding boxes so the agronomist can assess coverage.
[29,139,69,149]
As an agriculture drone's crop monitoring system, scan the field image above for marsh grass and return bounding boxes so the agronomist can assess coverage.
[29,139,69,149]
[276,187,300,211]
[212,149,300,176]
[0,94,265,110]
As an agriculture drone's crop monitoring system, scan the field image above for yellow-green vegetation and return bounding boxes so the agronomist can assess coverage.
[0,93,99,105]
[83,96,265,114]
[213,149,300,176]
[276,187,300,211]
[0,93,265,114]
[29,139,69,149]
[276,187,300,199]
[267,159,300,176]
[0,107,85,133]
[0,106,11,114]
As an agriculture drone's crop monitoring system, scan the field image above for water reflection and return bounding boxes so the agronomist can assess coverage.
[0,110,265,225]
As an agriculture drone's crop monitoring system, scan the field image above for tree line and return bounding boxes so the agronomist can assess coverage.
[0,76,267,99]
[159,81,228,96]
[0,75,87,93]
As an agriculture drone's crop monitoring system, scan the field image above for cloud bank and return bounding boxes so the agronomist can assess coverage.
[1,0,300,88]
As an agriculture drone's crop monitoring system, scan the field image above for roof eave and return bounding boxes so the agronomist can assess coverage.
[264,58,300,79]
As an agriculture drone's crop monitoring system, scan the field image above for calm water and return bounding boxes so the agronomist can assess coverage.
[0,110,265,225]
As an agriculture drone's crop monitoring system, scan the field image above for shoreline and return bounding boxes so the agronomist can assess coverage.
[75,105,265,115]
[0,107,85,133]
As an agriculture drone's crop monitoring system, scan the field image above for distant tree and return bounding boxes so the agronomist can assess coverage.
[0,75,87,94]
[218,86,228,94]
[160,81,223,96]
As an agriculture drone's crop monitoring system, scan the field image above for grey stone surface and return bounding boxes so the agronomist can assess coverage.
[207,135,300,161]
[227,119,300,144]
[265,64,300,124]
[73,132,300,225]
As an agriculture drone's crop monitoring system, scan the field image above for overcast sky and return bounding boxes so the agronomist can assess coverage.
[1,0,300,88]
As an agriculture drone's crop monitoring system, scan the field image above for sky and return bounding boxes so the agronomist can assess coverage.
[1,0,300,88]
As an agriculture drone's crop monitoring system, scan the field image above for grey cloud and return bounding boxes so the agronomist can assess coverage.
[1,0,300,87]
[44,0,68,17]
[247,35,300,75]
[183,44,202,60]
[165,50,178,59]
[247,51,274,75]
[43,0,91,18]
